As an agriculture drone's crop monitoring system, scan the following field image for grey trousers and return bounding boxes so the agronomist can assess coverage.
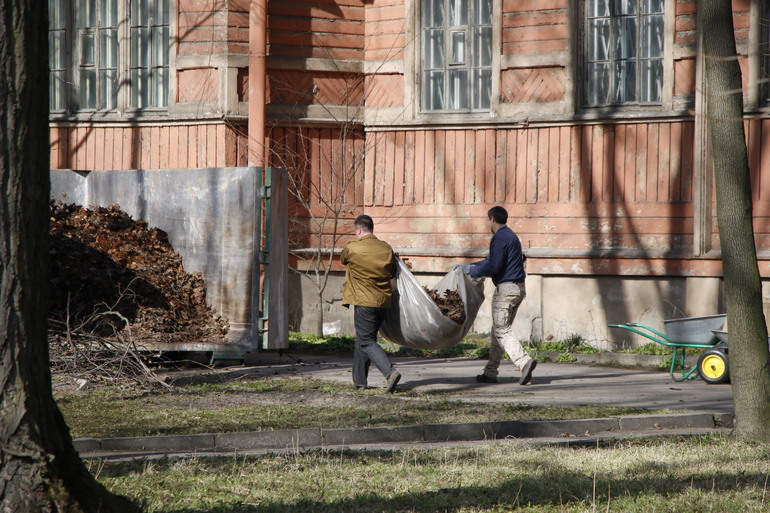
[352,306,394,387]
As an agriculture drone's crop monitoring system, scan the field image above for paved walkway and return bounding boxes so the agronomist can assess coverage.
[237,353,735,414]
[75,354,736,461]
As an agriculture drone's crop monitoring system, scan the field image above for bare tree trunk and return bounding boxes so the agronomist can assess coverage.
[271,122,366,338]
[0,1,141,510]
[316,291,325,337]
[702,0,770,441]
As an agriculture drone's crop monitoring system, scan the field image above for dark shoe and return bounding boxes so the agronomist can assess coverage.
[385,371,401,393]
[519,359,537,385]
[475,374,498,383]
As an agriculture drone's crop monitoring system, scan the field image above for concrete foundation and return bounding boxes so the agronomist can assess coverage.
[289,270,729,350]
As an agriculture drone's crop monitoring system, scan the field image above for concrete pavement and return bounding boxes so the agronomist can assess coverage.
[265,355,735,414]
[75,354,735,460]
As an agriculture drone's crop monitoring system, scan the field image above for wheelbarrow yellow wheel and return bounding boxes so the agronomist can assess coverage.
[697,349,730,385]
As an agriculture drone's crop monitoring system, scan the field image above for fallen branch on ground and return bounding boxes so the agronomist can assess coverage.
[49,291,171,389]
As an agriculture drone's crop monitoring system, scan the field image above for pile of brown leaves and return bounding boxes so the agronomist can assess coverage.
[425,288,466,324]
[49,202,229,346]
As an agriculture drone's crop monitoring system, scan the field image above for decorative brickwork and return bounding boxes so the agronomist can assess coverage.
[364,75,404,108]
[178,68,219,103]
[500,68,566,103]
[674,59,696,96]
[268,71,364,106]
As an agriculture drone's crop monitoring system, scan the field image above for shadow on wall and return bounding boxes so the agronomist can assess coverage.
[288,270,304,331]
[289,269,359,336]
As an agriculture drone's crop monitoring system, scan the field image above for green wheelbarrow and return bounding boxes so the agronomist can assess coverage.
[609,314,728,384]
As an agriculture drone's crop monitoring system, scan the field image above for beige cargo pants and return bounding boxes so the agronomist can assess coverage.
[482,281,531,377]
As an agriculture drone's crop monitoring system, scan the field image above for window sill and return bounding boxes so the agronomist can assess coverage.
[416,110,495,122]
[571,108,693,123]
[48,109,230,124]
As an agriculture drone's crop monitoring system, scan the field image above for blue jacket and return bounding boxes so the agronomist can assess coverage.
[469,225,525,286]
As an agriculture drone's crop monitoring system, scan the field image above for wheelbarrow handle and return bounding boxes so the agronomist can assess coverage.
[608,322,672,345]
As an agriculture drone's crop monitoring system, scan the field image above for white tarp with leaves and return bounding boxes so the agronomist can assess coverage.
[380,258,485,349]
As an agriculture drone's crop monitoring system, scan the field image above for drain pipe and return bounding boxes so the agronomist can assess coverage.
[248,0,267,167]
[249,0,269,350]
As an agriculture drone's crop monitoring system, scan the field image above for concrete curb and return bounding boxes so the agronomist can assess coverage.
[75,411,731,458]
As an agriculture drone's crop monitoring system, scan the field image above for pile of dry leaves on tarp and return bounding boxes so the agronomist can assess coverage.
[425,288,467,325]
[49,201,229,387]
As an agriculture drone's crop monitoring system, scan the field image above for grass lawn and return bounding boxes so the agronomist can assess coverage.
[56,377,670,439]
[61,335,748,511]
[92,434,770,512]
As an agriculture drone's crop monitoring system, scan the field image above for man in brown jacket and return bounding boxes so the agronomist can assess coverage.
[341,214,401,393]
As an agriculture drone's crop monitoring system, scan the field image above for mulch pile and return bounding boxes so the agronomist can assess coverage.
[48,201,229,345]
[425,288,466,324]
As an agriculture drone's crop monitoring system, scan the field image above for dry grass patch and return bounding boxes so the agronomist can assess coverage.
[56,376,670,438]
[91,434,770,512]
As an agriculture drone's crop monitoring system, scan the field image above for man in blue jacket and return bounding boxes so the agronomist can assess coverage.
[462,206,536,385]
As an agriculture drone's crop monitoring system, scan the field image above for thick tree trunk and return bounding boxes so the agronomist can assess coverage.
[701,0,770,441]
[0,1,141,511]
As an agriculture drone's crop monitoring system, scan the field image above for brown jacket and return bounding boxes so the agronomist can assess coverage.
[340,234,395,308]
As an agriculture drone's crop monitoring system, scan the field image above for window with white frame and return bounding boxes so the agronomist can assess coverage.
[130,0,170,109]
[422,0,493,112]
[48,0,170,113]
[584,0,664,107]
[49,0,69,111]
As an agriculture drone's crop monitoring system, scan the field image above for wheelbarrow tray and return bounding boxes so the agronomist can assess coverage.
[711,330,729,344]
[663,314,726,345]
[711,329,770,347]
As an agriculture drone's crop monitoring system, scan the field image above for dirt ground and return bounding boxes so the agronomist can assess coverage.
[156,388,395,409]
[52,370,396,410]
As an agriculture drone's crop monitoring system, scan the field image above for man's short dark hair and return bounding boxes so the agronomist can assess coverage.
[487,206,508,225]
[354,214,374,232]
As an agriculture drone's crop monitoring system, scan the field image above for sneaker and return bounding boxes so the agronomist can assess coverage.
[519,359,537,385]
[385,371,401,393]
[475,374,498,383]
